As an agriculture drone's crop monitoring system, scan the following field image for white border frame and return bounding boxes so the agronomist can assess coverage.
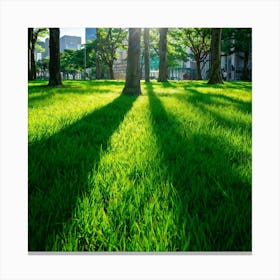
[1,0,280,279]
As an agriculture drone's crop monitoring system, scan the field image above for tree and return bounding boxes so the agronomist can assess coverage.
[208,28,223,84]
[158,28,168,82]
[28,28,47,80]
[60,49,84,79]
[82,40,98,79]
[95,28,102,79]
[238,29,252,81]
[28,28,35,80]
[95,28,127,79]
[144,28,150,82]
[36,58,49,79]
[122,28,142,95]
[48,28,62,86]
[182,28,211,80]
[167,28,189,67]
[222,28,252,81]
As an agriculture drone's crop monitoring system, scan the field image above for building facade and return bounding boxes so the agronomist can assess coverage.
[168,50,252,81]
[85,28,96,42]
[60,35,81,52]
[41,35,82,59]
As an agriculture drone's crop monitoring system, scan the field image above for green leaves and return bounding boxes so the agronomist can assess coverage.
[95,28,128,66]
[168,28,211,65]
[222,28,252,55]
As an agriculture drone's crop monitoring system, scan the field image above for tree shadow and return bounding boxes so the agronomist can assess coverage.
[28,85,50,94]
[28,84,121,108]
[146,83,251,251]
[183,80,252,91]
[28,84,116,96]
[160,81,177,88]
[28,94,137,251]
[183,87,252,115]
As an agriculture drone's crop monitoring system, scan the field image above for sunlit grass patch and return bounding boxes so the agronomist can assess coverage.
[28,80,252,252]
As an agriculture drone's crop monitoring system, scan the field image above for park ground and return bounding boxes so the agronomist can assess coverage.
[28,80,252,251]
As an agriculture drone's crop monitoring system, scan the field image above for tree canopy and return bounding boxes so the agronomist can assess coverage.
[31,27,252,83]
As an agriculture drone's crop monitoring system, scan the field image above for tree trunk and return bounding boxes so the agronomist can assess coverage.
[48,28,62,86]
[241,51,249,81]
[208,28,223,84]
[95,28,102,80]
[195,58,202,80]
[144,28,150,82]
[31,46,36,80]
[158,28,168,82]
[28,28,37,80]
[140,58,143,80]
[96,59,102,79]
[28,28,33,80]
[122,28,142,95]
[109,64,114,80]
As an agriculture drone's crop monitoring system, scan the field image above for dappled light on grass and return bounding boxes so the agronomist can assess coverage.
[28,80,252,251]
[53,97,184,251]
[28,86,137,250]
[28,80,125,143]
[146,83,251,250]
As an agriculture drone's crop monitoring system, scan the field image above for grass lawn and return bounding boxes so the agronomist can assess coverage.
[28,79,252,251]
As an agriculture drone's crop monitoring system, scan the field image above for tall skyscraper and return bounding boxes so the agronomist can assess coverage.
[60,35,81,52]
[43,35,81,58]
[85,28,96,42]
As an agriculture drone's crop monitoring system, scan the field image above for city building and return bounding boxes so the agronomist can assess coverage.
[221,52,252,81]
[44,38,49,58]
[168,48,252,81]
[42,35,82,59]
[113,48,127,80]
[112,37,128,80]
[85,28,96,42]
[60,35,81,52]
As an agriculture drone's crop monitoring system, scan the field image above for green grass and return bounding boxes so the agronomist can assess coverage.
[28,79,252,251]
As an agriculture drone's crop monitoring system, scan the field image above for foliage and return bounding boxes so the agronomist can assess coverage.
[36,58,49,79]
[35,28,48,53]
[144,28,186,69]
[60,49,84,73]
[221,28,252,80]
[183,28,211,59]
[222,28,252,57]
[36,58,49,71]
[84,40,97,69]
[168,28,190,67]
[148,28,160,58]
[168,28,211,79]
[29,28,48,80]
[28,80,252,251]
[94,28,128,78]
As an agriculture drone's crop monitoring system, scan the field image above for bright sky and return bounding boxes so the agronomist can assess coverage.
[39,28,86,44]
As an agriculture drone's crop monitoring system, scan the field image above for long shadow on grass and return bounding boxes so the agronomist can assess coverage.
[28,84,115,96]
[146,83,251,251]
[183,81,252,91]
[183,87,252,114]
[177,88,252,132]
[28,94,137,251]
[160,81,176,88]
[28,83,123,108]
